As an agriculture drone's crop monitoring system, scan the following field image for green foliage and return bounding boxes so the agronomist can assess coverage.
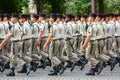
[0,0,29,13]
[0,0,120,14]
[64,0,91,14]
[104,0,120,13]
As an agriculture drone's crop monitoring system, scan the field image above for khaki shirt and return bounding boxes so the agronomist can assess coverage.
[107,21,115,37]
[10,22,22,41]
[87,22,97,41]
[96,22,104,39]
[58,21,65,38]
[50,22,59,39]
[31,22,39,38]
[102,22,107,38]
[114,21,120,36]
[39,20,48,37]
[0,22,6,39]
[22,21,32,39]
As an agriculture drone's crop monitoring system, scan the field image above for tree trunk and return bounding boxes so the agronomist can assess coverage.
[98,0,104,13]
[91,0,96,13]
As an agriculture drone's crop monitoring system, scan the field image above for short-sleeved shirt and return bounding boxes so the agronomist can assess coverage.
[2,21,10,35]
[64,22,73,39]
[70,21,77,36]
[0,22,6,39]
[96,22,104,39]
[114,21,120,36]
[58,21,65,38]
[39,20,48,37]
[22,21,32,39]
[102,22,107,38]
[87,22,97,40]
[31,22,39,38]
[10,22,22,41]
[50,22,59,39]
[107,21,115,37]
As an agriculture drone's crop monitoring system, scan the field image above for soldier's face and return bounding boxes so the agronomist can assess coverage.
[56,18,61,22]
[118,16,120,20]
[81,17,85,22]
[20,18,26,23]
[39,17,43,21]
[0,18,3,22]
[11,17,18,22]
[75,17,79,21]
[3,17,9,21]
[95,17,100,22]
[113,17,117,21]
[49,18,54,22]
[105,17,109,22]
[31,17,37,22]
[101,18,104,22]
[65,17,69,22]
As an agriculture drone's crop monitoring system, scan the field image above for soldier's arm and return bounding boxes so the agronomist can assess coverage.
[37,31,43,46]
[0,33,12,48]
[82,33,91,51]
[43,33,52,51]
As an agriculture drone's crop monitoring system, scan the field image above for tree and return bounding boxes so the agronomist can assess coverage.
[64,0,91,14]
[104,0,120,13]
[0,0,28,13]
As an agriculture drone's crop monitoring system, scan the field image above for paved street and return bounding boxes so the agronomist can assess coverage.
[0,64,120,80]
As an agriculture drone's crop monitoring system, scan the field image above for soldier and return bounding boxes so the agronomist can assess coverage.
[75,14,88,70]
[20,14,39,75]
[111,14,120,66]
[37,13,49,69]
[82,13,103,76]
[105,14,119,62]
[95,13,116,71]
[55,14,69,75]
[43,13,63,76]
[0,13,24,76]
[63,14,79,72]
[0,14,10,72]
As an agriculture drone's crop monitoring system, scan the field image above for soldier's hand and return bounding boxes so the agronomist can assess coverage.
[82,45,86,52]
[0,44,2,49]
[37,40,41,47]
[43,45,47,51]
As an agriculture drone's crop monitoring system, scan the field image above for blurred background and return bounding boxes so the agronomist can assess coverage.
[0,0,120,14]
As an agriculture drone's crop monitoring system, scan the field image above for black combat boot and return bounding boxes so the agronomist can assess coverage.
[38,59,47,69]
[5,61,10,69]
[46,58,51,66]
[0,61,5,73]
[107,58,116,71]
[48,66,58,76]
[33,61,39,72]
[26,61,35,75]
[6,68,15,76]
[116,55,120,66]
[17,64,27,73]
[70,61,76,72]
[95,63,104,75]
[86,68,95,76]
[59,62,68,75]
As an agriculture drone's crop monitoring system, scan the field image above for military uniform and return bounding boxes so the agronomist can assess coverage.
[38,20,49,59]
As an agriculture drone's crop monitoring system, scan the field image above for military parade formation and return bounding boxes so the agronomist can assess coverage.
[0,13,120,77]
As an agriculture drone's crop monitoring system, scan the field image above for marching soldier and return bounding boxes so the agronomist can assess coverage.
[43,14,63,76]
[95,13,116,71]
[0,13,23,76]
[20,14,39,75]
[37,13,50,69]
[82,13,103,76]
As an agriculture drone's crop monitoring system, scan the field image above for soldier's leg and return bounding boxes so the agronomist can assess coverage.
[86,41,103,75]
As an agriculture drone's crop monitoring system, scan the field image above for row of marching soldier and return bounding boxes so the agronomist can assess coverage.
[0,13,120,76]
